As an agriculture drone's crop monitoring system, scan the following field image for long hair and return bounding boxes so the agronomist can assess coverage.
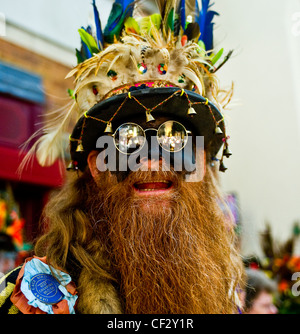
[35,170,114,281]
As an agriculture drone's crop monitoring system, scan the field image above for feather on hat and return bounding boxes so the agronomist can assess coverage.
[22,0,234,173]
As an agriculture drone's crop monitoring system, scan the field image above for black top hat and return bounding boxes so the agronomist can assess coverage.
[70,87,226,171]
[23,1,233,173]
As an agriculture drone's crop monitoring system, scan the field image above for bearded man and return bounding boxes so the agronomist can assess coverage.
[0,0,244,314]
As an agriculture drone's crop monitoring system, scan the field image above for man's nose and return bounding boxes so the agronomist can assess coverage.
[139,156,166,171]
[139,133,165,170]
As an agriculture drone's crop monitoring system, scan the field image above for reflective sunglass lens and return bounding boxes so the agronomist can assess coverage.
[157,121,188,152]
[114,123,145,154]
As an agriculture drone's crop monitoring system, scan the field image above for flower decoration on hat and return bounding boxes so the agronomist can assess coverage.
[21,0,235,174]
[137,63,148,74]
[158,63,168,75]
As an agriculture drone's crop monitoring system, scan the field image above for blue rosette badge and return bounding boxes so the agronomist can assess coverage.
[20,258,78,314]
[30,273,64,304]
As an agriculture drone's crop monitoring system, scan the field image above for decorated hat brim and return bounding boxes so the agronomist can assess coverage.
[70,87,225,170]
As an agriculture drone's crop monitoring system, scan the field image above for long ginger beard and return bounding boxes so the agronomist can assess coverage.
[90,168,242,314]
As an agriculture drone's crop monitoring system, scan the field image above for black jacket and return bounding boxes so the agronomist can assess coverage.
[0,267,22,314]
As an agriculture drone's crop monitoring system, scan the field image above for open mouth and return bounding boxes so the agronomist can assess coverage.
[133,180,173,193]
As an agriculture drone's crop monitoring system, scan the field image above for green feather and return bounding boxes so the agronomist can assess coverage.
[124,17,140,34]
[67,89,75,99]
[198,40,206,50]
[106,3,123,29]
[137,14,162,36]
[167,8,175,32]
[104,3,124,43]
[76,48,84,64]
[150,13,162,30]
[138,16,151,34]
[211,48,224,65]
[197,40,206,57]
[78,28,99,55]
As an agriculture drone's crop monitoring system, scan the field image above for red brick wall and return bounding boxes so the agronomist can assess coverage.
[0,38,74,115]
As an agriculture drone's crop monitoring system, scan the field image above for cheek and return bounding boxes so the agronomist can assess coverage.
[181,147,206,183]
[93,170,118,189]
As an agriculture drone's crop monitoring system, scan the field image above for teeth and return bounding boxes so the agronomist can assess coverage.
[139,189,157,191]
[135,180,170,185]
[134,181,172,191]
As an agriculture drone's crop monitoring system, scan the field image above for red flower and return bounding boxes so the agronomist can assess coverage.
[278,280,290,292]
[249,262,259,270]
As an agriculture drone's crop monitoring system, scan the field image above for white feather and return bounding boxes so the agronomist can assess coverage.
[18,101,78,175]
[182,67,203,95]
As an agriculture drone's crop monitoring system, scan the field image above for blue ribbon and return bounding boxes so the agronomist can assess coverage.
[20,258,78,314]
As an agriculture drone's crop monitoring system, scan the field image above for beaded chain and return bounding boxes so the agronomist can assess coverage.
[70,89,224,145]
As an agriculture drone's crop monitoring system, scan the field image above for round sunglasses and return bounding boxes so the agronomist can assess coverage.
[113,120,190,155]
